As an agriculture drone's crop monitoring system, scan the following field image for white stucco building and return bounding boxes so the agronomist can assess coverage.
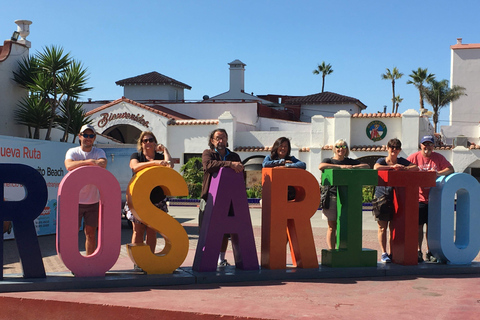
[442,38,480,147]
[0,20,31,138]
[3,19,480,190]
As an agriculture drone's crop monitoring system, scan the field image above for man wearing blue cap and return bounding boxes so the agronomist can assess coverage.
[407,135,454,262]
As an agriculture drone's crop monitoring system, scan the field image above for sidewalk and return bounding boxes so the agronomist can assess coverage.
[1,206,480,319]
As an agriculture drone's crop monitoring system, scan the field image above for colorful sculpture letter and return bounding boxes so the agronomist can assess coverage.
[0,164,47,279]
[377,170,436,265]
[321,169,378,267]
[127,166,189,274]
[261,168,320,269]
[193,167,259,272]
[429,173,480,264]
[57,166,121,277]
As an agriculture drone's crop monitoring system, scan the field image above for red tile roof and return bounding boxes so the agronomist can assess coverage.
[352,112,402,118]
[284,92,367,109]
[169,119,219,126]
[234,146,310,152]
[85,97,193,120]
[322,145,453,151]
[115,71,191,90]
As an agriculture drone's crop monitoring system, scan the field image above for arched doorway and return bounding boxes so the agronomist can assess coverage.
[101,124,142,144]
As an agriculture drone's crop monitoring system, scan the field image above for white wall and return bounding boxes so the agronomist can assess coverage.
[124,84,185,101]
[257,117,311,131]
[162,102,259,125]
[450,46,480,127]
[0,41,30,138]
[300,103,362,122]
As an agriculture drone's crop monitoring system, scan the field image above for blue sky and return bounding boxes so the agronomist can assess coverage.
[1,0,479,128]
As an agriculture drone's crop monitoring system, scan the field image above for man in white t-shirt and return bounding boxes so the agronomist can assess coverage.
[65,124,107,255]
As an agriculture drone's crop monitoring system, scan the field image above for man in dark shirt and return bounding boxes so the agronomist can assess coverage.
[200,128,244,267]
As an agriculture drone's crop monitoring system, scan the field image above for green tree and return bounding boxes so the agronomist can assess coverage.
[56,99,92,143]
[406,67,435,114]
[180,157,204,198]
[393,95,403,114]
[312,61,333,93]
[13,45,92,140]
[381,67,403,113]
[57,60,92,141]
[422,79,466,132]
[14,95,52,139]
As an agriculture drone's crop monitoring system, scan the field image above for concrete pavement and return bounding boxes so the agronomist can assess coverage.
[1,205,480,319]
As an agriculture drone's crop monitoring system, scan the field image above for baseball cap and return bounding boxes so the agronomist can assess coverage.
[80,124,96,134]
[420,135,434,144]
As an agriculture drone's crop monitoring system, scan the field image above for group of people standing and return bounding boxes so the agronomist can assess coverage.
[318,135,453,264]
[64,124,453,268]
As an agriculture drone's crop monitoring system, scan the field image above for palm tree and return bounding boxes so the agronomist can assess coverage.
[56,99,92,143]
[381,67,403,113]
[14,95,52,139]
[407,67,435,114]
[13,45,92,141]
[36,46,71,140]
[422,79,466,132]
[313,61,333,92]
[393,95,403,114]
[57,60,92,141]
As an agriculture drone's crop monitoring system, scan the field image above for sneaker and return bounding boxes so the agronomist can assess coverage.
[418,251,424,263]
[426,251,438,263]
[381,253,391,263]
[218,259,230,267]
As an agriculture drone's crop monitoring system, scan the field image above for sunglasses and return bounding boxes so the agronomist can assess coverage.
[82,134,95,139]
[335,145,347,149]
[389,146,401,150]
[142,138,155,143]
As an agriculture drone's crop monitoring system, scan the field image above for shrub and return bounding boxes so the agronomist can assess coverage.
[246,183,262,198]
[180,157,203,199]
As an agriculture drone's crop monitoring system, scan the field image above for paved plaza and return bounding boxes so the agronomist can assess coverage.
[1,206,480,319]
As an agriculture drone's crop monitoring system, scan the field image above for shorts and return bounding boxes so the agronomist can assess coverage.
[419,202,428,225]
[322,195,337,221]
[125,200,168,224]
[78,203,99,229]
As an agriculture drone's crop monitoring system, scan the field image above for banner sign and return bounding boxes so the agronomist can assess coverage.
[1,135,72,239]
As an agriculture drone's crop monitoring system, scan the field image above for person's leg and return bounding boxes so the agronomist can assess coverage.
[418,223,424,250]
[377,220,388,253]
[81,203,99,256]
[132,222,146,244]
[84,224,97,255]
[327,220,337,250]
[218,234,230,265]
[323,196,337,250]
[418,202,428,253]
[145,226,157,253]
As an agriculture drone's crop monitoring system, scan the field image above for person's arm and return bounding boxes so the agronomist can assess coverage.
[157,144,174,168]
[352,162,370,169]
[64,148,107,171]
[202,149,244,174]
[437,165,454,176]
[96,158,107,169]
[262,155,285,167]
[285,156,306,169]
[130,157,171,173]
[373,158,388,170]
[65,158,99,171]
